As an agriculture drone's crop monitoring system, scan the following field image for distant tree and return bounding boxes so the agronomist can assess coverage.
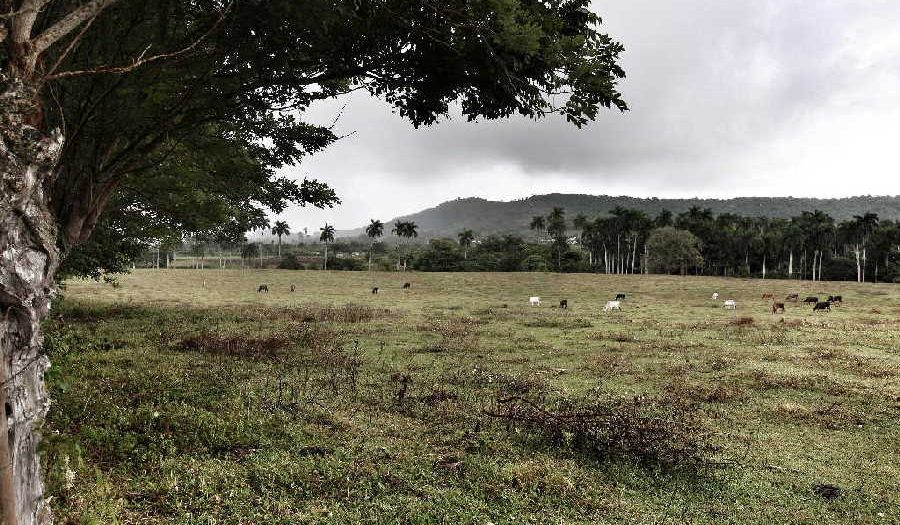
[241,243,260,269]
[457,229,476,260]
[529,209,566,269]
[646,227,704,276]
[365,220,385,271]
[654,209,674,228]
[392,221,419,270]
[414,238,463,271]
[271,221,291,256]
[320,224,336,270]
[851,212,879,282]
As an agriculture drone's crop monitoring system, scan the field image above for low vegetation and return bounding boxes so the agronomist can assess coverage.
[46,270,899,523]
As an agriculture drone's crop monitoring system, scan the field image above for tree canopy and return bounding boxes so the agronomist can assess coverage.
[2,0,628,278]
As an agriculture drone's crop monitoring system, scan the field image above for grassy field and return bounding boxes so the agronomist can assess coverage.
[46,270,899,524]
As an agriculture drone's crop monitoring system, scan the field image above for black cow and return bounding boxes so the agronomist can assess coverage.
[402,282,411,289]
[813,301,831,312]
[803,296,819,304]
[290,284,296,292]
[372,287,379,294]
[559,299,568,309]
[615,293,626,301]
[828,295,843,304]
[257,284,269,293]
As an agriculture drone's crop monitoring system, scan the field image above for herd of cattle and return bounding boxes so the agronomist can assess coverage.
[255,281,844,314]
[527,290,844,314]
[714,292,844,313]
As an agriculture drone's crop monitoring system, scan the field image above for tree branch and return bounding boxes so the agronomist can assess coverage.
[31,0,119,57]
[47,2,230,80]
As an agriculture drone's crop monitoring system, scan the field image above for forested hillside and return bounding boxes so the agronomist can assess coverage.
[345,194,900,238]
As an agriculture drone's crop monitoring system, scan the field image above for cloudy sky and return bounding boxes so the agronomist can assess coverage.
[278,0,900,234]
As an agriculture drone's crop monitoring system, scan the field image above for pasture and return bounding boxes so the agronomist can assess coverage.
[47,270,899,524]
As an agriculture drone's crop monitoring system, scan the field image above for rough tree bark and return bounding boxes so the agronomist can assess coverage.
[1,74,62,525]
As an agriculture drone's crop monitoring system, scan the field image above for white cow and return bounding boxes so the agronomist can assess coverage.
[603,300,621,312]
[723,299,737,310]
[529,296,541,306]
[711,292,719,301]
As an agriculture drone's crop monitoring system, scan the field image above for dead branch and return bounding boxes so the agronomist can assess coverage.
[47,2,231,80]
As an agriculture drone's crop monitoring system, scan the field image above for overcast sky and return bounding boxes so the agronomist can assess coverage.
[277,0,900,234]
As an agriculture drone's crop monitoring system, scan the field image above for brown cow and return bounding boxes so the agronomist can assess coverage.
[772,302,785,314]
[786,293,800,302]
[762,293,774,300]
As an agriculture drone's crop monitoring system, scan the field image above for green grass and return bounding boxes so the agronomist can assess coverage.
[46,270,900,524]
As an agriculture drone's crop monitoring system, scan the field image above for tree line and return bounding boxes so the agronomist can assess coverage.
[147,206,900,283]
[407,206,900,282]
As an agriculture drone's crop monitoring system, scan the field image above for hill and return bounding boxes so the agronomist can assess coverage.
[340,194,900,239]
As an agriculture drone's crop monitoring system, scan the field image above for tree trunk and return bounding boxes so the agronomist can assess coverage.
[854,245,861,283]
[818,251,823,283]
[788,251,793,278]
[861,248,866,282]
[323,244,328,270]
[762,254,766,279]
[631,237,637,275]
[1,75,61,525]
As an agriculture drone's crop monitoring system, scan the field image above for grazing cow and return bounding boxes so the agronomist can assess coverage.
[290,284,296,292]
[529,296,541,306]
[786,293,799,302]
[761,293,774,300]
[603,300,621,312]
[772,302,785,314]
[615,293,626,301]
[711,292,719,301]
[257,284,269,293]
[402,282,411,289]
[559,299,568,309]
[827,295,843,305]
[813,301,831,312]
[372,287,379,294]
[723,299,737,310]
[803,296,819,304]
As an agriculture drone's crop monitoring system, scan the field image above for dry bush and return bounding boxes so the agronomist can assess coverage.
[485,393,717,470]
[521,316,592,329]
[771,401,867,430]
[177,332,290,360]
[239,304,388,324]
[842,356,897,379]
[745,369,848,395]
[587,331,637,343]
[705,355,734,372]
[416,317,482,353]
[666,378,747,404]
[290,304,389,323]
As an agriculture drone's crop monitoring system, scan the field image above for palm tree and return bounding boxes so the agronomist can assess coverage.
[319,223,335,270]
[365,219,384,271]
[392,220,418,270]
[852,213,879,282]
[529,215,546,234]
[457,229,475,260]
[546,207,567,270]
[271,221,290,256]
